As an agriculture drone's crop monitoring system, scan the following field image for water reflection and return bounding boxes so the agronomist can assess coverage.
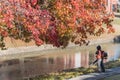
[107,44,120,61]
[114,47,120,60]
[0,43,120,80]
[23,51,89,78]
[0,59,22,80]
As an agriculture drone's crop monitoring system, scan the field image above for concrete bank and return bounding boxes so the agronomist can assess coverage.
[0,44,57,56]
[0,34,115,56]
[68,67,120,80]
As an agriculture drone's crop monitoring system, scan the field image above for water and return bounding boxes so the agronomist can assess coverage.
[0,43,120,80]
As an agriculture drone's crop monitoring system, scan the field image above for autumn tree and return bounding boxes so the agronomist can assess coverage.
[0,0,114,49]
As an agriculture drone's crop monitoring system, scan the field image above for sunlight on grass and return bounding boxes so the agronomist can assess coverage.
[112,18,120,25]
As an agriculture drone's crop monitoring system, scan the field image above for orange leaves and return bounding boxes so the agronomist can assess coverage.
[108,27,115,33]
[83,0,90,3]
[56,1,62,10]
[0,0,115,49]
[107,25,115,33]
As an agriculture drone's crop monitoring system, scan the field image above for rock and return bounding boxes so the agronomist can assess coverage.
[114,35,120,43]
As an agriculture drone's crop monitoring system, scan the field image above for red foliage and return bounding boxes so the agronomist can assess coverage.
[0,0,114,49]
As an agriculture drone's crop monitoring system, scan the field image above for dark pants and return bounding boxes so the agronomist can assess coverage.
[100,59,105,72]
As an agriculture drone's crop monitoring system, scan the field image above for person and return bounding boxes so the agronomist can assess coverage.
[93,45,105,72]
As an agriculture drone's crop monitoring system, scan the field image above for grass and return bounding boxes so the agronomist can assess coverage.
[105,59,120,69]
[26,67,97,80]
[112,17,120,25]
[112,12,120,25]
[24,59,120,80]
[101,74,120,80]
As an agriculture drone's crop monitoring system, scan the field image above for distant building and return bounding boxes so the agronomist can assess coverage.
[105,0,119,12]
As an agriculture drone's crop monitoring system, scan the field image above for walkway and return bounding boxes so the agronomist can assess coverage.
[68,67,120,80]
